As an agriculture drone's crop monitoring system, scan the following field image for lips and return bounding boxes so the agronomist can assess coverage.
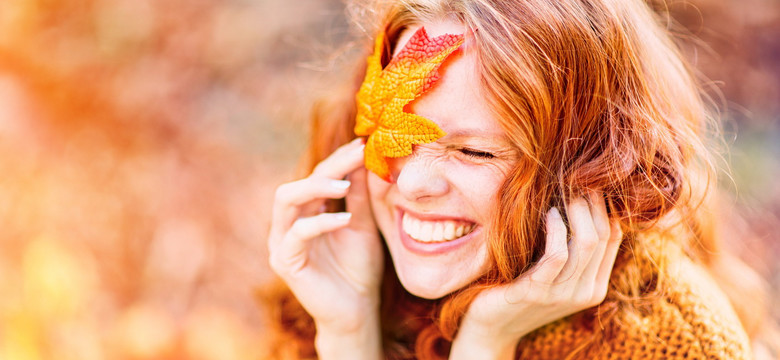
[401,212,476,242]
[394,208,481,256]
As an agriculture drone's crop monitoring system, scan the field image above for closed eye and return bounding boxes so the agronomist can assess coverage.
[459,148,495,159]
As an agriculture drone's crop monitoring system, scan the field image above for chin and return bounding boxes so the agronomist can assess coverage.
[393,263,478,300]
[401,281,450,300]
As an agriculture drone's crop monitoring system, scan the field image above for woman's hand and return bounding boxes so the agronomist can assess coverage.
[267,139,384,359]
[450,191,623,359]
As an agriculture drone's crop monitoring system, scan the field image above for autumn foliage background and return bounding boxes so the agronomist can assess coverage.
[0,0,777,359]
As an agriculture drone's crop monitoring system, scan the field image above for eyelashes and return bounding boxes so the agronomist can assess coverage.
[459,148,496,159]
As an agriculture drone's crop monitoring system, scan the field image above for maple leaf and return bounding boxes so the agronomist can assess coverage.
[354,27,464,181]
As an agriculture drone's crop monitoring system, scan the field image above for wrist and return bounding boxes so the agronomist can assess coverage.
[315,313,382,360]
[449,320,521,360]
[315,296,380,334]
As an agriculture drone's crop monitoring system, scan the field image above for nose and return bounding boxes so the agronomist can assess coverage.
[392,149,450,202]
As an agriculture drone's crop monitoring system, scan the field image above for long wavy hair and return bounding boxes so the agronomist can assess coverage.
[264,0,768,358]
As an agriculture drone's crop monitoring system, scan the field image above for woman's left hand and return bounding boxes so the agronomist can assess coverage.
[450,191,623,359]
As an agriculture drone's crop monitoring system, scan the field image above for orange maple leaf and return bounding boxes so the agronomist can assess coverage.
[354,27,464,181]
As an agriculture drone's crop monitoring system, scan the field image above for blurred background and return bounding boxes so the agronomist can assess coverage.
[0,0,776,359]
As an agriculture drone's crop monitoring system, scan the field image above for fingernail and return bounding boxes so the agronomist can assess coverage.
[335,212,352,221]
[330,180,351,190]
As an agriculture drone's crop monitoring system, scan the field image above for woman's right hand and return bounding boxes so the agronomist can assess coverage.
[267,138,384,339]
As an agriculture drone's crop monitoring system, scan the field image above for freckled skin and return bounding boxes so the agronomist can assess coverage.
[368,21,518,300]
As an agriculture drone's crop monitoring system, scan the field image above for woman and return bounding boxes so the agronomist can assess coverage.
[266,0,760,358]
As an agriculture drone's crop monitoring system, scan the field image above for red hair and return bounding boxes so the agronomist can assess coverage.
[264,0,769,358]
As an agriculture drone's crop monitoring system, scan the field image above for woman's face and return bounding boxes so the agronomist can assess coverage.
[367,21,518,299]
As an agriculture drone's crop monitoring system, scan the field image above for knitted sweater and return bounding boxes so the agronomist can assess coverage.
[515,239,752,359]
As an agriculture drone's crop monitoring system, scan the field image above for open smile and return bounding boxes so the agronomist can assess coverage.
[402,212,477,242]
[395,207,480,256]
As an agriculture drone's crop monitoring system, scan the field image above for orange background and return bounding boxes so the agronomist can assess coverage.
[0,0,777,359]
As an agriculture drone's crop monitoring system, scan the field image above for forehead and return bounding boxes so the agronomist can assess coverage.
[393,22,505,139]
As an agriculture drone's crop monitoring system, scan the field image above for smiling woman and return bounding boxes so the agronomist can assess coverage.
[265,0,765,359]
[369,22,517,300]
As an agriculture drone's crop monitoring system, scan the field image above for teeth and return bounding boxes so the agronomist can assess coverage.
[419,222,433,242]
[444,221,455,240]
[432,222,444,242]
[402,213,475,243]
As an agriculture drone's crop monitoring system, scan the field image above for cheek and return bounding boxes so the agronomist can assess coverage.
[367,173,390,203]
[367,173,393,225]
[450,164,508,211]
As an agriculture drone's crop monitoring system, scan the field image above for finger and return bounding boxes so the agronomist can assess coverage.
[269,177,352,247]
[505,208,568,303]
[311,138,366,179]
[587,191,610,241]
[557,196,599,281]
[528,207,569,282]
[270,212,353,274]
[345,167,375,232]
[578,191,611,282]
[594,219,623,293]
